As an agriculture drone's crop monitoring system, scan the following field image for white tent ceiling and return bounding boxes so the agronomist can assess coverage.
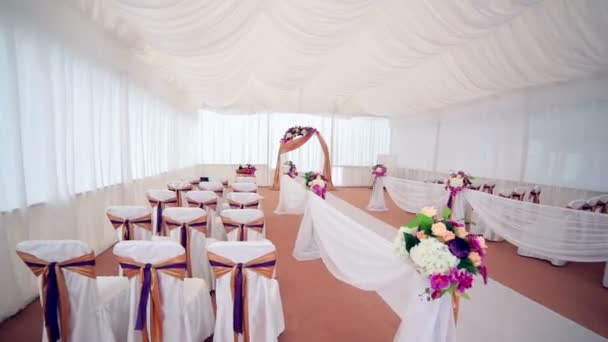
[69,0,608,116]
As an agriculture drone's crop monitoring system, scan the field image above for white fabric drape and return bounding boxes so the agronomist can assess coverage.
[294,192,455,342]
[366,177,388,212]
[382,177,448,214]
[274,175,308,215]
[59,1,608,116]
[390,78,608,195]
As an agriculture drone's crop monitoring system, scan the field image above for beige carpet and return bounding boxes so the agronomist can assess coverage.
[0,187,606,341]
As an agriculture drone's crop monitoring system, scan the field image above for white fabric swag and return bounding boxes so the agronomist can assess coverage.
[382,177,608,263]
[274,175,308,215]
[294,192,455,342]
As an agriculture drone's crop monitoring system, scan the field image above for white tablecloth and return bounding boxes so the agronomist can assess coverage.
[274,175,308,215]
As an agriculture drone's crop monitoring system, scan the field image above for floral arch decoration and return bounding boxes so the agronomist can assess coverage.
[272,126,334,190]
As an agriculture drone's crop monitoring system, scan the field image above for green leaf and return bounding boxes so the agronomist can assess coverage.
[460,292,471,300]
[457,258,478,275]
[404,233,420,252]
[406,217,420,228]
[417,213,434,230]
[441,207,452,220]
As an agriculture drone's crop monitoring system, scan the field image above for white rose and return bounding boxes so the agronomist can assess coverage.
[420,207,438,218]
[450,177,464,187]
[311,178,326,187]
[301,129,307,135]
[286,133,293,138]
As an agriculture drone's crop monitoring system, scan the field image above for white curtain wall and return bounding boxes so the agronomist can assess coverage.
[390,78,608,205]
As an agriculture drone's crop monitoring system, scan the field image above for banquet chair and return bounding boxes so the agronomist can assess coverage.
[498,189,513,198]
[113,240,215,342]
[167,180,193,207]
[235,176,257,184]
[210,176,229,187]
[566,199,593,211]
[225,192,261,210]
[146,190,178,236]
[189,177,201,190]
[528,185,542,204]
[208,241,284,342]
[220,209,266,241]
[186,190,224,240]
[163,207,217,286]
[512,187,528,201]
[481,182,496,194]
[587,194,608,213]
[106,206,153,241]
[199,180,225,197]
[231,182,258,193]
[16,240,130,342]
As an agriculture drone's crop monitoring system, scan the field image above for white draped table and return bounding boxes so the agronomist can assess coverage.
[274,175,308,215]
[294,191,456,342]
[382,176,608,287]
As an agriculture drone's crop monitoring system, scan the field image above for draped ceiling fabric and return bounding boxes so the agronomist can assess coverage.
[57,0,608,117]
[272,131,334,190]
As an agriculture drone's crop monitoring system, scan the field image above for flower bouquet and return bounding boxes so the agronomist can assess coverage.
[304,171,328,199]
[280,126,316,144]
[236,164,257,176]
[371,164,387,177]
[394,206,488,301]
[445,171,474,209]
[282,161,298,178]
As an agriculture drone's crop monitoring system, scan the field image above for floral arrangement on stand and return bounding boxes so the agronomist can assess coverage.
[371,164,387,177]
[282,161,298,178]
[236,164,257,176]
[280,126,316,144]
[304,171,328,199]
[394,206,488,302]
[445,171,474,209]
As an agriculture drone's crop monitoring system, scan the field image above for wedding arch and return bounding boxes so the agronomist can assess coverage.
[272,126,335,190]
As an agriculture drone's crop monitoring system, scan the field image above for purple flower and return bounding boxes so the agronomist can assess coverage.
[431,289,442,300]
[430,274,451,291]
[479,265,488,285]
[448,220,463,228]
[456,272,474,293]
[447,238,471,259]
[468,235,486,257]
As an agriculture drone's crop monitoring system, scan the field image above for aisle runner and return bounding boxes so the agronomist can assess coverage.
[299,193,606,342]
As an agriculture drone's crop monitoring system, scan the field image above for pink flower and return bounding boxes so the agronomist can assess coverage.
[454,227,468,238]
[442,231,455,242]
[430,273,451,291]
[416,231,428,240]
[468,251,482,267]
[431,222,448,237]
[477,236,488,249]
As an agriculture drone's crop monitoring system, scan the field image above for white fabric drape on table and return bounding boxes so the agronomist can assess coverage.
[294,192,455,342]
[366,177,388,212]
[274,175,308,215]
[382,177,448,214]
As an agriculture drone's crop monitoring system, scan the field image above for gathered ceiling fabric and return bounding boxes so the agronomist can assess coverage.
[383,177,608,263]
[65,0,608,116]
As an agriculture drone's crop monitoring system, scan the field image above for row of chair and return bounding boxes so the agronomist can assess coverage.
[17,174,285,342]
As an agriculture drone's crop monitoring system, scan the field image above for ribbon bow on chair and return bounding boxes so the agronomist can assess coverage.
[148,197,178,235]
[107,213,153,241]
[115,254,187,342]
[222,217,264,241]
[227,199,259,209]
[167,184,193,207]
[208,251,277,342]
[17,251,96,342]
[187,199,218,211]
[528,189,541,204]
[164,216,208,277]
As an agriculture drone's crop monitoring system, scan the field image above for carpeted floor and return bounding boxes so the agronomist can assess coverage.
[0,187,606,341]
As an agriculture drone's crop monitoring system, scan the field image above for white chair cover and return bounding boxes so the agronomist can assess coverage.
[225,192,262,210]
[106,206,153,241]
[146,190,178,236]
[113,240,215,342]
[366,177,388,212]
[163,207,217,287]
[567,199,592,211]
[231,182,258,193]
[235,176,257,184]
[16,240,129,342]
[210,176,229,187]
[294,192,455,342]
[208,241,285,342]
[199,181,225,197]
[167,180,194,207]
[188,177,201,190]
[185,190,225,240]
[220,209,266,241]
[274,175,307,215]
